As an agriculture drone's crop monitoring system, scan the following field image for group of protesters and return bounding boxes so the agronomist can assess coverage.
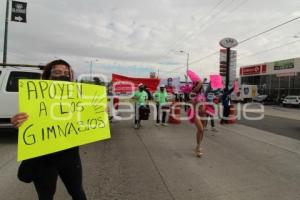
[132,71,235,158]
[10,59,235,199]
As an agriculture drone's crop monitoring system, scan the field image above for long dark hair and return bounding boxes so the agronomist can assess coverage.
[41,59,72,80]
[192,81,203,94]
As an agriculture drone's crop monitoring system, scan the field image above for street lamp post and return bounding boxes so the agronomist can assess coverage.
[90,60,92,81]
[87,59,98,81]
[180,50,189,83]
[3,0,10,66]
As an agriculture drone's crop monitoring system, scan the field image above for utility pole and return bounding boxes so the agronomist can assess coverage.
[90,60,93,81]
[3,0,10,66]
[186,53,189,84]
[225,48,230,90]
[180,50,189,83]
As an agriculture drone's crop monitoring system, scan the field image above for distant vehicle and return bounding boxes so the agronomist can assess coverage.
[253,94,268,102]
[253,95,277,105]
[0,66,42,128]
[231,84,258,103]
[282,96,300,107]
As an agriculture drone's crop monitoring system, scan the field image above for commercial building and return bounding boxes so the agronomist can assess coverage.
[239,57,300,99]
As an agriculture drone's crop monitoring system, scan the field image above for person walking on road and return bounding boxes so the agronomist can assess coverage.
[153,85,169,126]
[220,87,234,124]
[204,83,218,132]
[187,80,206,157]
[11,59,87,200]
[133,83,149,129]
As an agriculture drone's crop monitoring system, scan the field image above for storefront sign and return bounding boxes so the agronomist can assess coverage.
[276,72,297,77]
[240,64,267,75]
[274,59,294,70]
[219,38,238,48]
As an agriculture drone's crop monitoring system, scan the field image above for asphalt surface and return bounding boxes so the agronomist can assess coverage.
[0,111,299,200]
[238,114,300,140]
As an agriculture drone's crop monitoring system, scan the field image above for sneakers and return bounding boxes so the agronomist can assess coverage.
[162,123,167,126]
[155,123,160,126]
[134,123,141,129]
[211,127,218,132]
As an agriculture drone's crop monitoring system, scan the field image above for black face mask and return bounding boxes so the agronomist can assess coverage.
[51,75,70,81]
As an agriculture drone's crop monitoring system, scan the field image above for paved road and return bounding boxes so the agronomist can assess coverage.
[238,114,300,140]
[0,115,300,200]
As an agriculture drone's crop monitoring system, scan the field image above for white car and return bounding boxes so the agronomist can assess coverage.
[0,66,42,128]
[282,96,300,107]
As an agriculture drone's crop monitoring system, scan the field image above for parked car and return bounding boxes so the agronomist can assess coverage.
[253,94,268,102]
[282,96,300,107]
[0,66,42,128]
[253,94,277,105]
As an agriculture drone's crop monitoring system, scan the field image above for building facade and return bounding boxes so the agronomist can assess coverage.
[240,57,300,99]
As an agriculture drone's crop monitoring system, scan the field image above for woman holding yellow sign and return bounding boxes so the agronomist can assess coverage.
[11,60,87,200]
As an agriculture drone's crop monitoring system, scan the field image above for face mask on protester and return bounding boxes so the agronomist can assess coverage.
[51,75,71,81]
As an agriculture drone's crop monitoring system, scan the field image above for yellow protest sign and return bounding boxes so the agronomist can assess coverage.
[18,79,111,161]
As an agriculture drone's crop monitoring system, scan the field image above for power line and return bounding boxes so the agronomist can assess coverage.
[189,51,219,65]
[159,0,226,58]
[171,0,233,50]
[158,0,228,75]
[160,50,220,75]
[188,16,300,66]
[160,50,221,75]
[238,39,300,60]
[181,0,247,47]
[239,16,300,44]
[161,0,249,74]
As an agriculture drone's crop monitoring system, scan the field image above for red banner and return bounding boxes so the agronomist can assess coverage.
[112,74,160,94]
[240,64,267,75]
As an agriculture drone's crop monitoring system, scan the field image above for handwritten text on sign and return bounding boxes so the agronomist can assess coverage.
[18,80,111,161]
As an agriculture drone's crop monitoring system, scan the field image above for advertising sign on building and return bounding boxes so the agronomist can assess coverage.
[274,59,294,70]
[240,64,267,76]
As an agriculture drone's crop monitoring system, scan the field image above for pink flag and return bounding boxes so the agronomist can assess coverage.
[210,75,224,89]
[234,80,239,93]
[180,84,193,93]
[187,70,201,82]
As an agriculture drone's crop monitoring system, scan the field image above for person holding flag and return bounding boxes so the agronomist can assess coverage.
[186,70,206,158]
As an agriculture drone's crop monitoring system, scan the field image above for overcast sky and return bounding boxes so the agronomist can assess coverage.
[0,0,300,79]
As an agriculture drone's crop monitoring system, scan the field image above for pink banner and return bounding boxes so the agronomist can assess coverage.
[234,80,239,93]
[210,75,224,89]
